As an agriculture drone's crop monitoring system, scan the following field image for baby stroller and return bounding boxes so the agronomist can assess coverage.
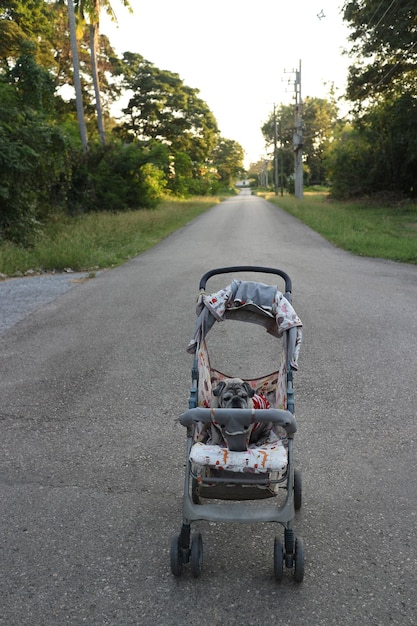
[170,266,304,581]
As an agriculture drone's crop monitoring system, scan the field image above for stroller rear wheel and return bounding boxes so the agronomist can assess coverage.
[273,536,284,582]
[294,536,305,582]
[294,469,302,511]
[190,532,203,577]
[170,534,183,577]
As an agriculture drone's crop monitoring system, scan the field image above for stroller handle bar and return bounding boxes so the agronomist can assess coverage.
[178,407,297,437]
[198,266,292,296]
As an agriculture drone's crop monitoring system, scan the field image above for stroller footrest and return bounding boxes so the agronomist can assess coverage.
[199,474,271,486]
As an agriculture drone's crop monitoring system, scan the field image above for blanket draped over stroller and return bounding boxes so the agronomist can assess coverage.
[185,279,303,473]
[187,279,302,369]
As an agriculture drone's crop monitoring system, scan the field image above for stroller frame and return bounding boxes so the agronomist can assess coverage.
[170,266,304,581]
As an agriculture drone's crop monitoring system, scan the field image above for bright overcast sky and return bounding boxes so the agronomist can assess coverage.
[101,0,352,167]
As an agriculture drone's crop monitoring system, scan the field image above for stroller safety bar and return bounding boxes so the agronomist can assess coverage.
[178,407,297,437]
[198,265,292,301]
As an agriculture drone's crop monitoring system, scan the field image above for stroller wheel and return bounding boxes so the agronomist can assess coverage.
[273,536,284,582]
[294,536,305,582]
[294,469,302,511]
[170,534,183,577]
[191,477,201,504]
[190,532,203,578]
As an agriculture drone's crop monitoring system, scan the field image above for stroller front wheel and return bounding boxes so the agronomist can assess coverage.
[294,536,305,582]
[190,532,203,577]
[273,536,284,582]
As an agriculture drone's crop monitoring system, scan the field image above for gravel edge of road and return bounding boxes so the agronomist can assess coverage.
[0,272,100,335]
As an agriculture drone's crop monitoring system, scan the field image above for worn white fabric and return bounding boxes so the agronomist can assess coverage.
[190,439,288,473]
[187,279,302,369]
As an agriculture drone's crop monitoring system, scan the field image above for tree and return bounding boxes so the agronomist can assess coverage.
[262,103,299,189]
[342,0,417,103]
[50,2,122,145]
[302,97,339,185]
[0,46,70,244]
[337,1,417,197]
[327,93,417,198]
[211,138,244,187]
[117,53,219,164]
[67,0,88,150]
[74,0,132,144]
[0,0,56,68]
[262,97,338,186]
[324,123,373,198]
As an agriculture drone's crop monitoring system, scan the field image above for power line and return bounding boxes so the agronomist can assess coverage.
[368,1,387,26]
[374,40,417,89]
[346,0,414,97]
[372,0,399,31]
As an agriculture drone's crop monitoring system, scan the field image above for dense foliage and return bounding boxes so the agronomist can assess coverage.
[260,97,339,189]
[0,0,244,244]
[259,1,417,199]
[343,0,417,103]
[334,0,417,197]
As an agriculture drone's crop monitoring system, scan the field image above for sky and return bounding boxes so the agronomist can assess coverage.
[101,0,352,168]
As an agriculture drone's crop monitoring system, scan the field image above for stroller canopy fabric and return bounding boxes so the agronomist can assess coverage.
[187,280,303,369]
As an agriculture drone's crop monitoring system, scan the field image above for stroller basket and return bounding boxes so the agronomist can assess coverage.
[170,266,305,582]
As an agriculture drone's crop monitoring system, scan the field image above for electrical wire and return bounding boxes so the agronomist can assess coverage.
[374,40,417,89]
[372,0,399,31]
[346,0,414,96]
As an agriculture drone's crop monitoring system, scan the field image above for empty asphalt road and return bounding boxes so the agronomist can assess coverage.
[1,191,416,625]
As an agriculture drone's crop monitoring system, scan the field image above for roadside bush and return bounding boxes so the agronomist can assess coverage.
[185,167,221,196]
[326,94,417,199]
[167,151,193,196]
[67,141,168,213]
[325,126,374,199]
[0,82,70,245]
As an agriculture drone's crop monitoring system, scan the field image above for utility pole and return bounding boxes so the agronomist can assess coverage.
[273,104,279,195]
[293,60,303,199]
[279,121,284,196]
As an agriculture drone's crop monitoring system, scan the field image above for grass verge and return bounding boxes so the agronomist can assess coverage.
[2,191,416,276]
[0,197,220,277]
[263,191,417,264]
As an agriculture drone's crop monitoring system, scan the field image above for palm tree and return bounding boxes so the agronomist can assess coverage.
[67,0,89,150]
[76,0,132,145]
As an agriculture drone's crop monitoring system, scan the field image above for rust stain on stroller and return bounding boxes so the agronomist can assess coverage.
[170,266,305,582]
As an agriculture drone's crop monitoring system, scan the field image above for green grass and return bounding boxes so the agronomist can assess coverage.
[263,191,417,264]
[0,197,220,276]
[2,191,417,276]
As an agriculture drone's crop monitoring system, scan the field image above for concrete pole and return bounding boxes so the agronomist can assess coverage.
[274,104,279,195]
[293,60,303,199]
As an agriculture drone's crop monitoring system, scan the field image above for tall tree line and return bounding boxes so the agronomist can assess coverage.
[0,0,244,244]
[259,1,417,199]
[332,0,417,198]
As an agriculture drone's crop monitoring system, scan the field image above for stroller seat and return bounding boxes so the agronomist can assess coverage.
[191,378,289,476]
